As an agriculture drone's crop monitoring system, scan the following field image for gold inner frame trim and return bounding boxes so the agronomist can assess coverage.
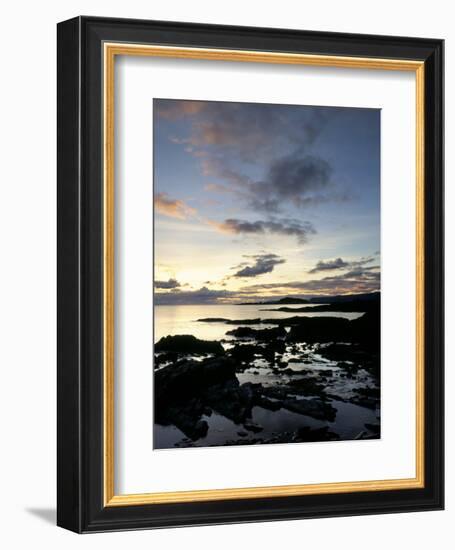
[103,43,425,507]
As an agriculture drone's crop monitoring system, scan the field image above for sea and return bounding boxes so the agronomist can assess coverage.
[154,303,363,343]
[153,303,377,449]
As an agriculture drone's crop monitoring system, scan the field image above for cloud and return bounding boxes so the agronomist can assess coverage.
[308,257,349,273]
[233,254,286,278]
[244,267,380,296]
[308,255,377,274]
[156,100,338,158]
[154,99,205,120]
[154,286,231,305]
[261,153,333,210]
[202,153,340,214]
[210,218,316,244]
[155,100,353,214]
[154,192,196,219]
[155,278,181,289]
[153,264,380,304]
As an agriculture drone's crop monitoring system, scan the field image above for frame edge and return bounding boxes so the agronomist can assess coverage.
[57,16,83,534]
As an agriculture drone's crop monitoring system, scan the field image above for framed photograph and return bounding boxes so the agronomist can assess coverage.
[57,16,444,532]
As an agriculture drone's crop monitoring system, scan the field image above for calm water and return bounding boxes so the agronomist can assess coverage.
[154,304,363,342]
[154,401,379,449]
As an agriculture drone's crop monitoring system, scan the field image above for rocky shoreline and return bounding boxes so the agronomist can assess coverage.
[154,300,380,449]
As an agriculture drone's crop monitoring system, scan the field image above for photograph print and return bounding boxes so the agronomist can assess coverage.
[153,98,381,450]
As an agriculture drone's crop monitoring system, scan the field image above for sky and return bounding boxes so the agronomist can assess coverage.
[153,98,380,305]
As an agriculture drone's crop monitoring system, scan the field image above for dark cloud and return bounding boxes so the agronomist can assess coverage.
[156,99,339,161]
[260,153,333,211]
[203,153,339,214]
[233,254,286,278]
[156,99,349,214]
[309,257,349,273]
[210,218,316,244]
[154,286,231,305]
[155,278,181,289]
[154,264,380,304]
[245,267,380,295]
[308,255,377,274]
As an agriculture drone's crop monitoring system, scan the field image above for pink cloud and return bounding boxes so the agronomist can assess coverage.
[154,193,196,220]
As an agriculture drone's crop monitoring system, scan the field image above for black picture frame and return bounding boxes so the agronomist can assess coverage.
[57,16,444,533]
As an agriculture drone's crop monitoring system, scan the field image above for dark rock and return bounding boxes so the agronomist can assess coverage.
[295,426,339,442]
[257,396,283,411]
[197,318,229,323]
[365,422,381,435]
[155,334,225,355]
[226,326,257,338]
[154,351,178,367]
[243,421,263,433]
[287,317,352,343]
[266,339,286,354]
[349,396,377,410]
[228,344,262,364]
[324,345,375,365]
[226,318,262,325]
[226,325,286,340]
[287,377,326,396]
[263,386,288,400]
[155,356,236,410]
[161,403,209,440]
[203,381,261,424]
[354,386,380,399]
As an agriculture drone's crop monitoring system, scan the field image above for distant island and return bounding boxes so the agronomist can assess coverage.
[239,296,310,305]
[239,291,379,306]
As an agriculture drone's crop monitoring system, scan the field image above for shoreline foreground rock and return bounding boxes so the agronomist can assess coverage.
[154,298,380,448]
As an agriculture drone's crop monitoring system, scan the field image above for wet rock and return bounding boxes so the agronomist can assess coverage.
[226,326,257,338]
[226,326,286,340]
[260,426,339,444]
[228,344,262,364]
[294,426,339,442]
[257,396,283,411]
[281,310,380,352]
[243,421,264,433]
[203,381,261,424]
[155,356,236,410]
[263,386,288,400]
[349,396,377,410]
[266,339,286,354]
[155,334,225,355]
[287,317,352,343]
[154,351,178,368]
[287,377,326,396]
[161,402,209,440]
[355,386,380,399]
[365,422,381,436]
